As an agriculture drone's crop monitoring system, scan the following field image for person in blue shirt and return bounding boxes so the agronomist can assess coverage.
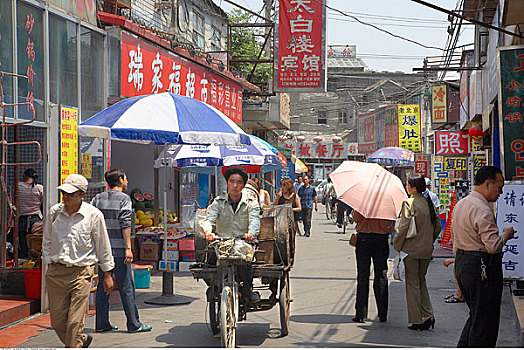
[297,175,318,237]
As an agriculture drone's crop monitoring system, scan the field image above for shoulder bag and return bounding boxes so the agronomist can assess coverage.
[395,198,417,239]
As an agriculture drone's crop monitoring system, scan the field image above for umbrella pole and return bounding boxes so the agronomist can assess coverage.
[145,143,192,305]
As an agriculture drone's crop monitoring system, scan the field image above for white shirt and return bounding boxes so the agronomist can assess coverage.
[427,190,440,209]
[43,202,115,272]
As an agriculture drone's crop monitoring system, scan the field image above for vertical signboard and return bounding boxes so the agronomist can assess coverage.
[397,104,421,152]
[496,184,524,279]
[358,111,376,153]
[384,106,399,147]
[414,154,430,177]
[121,32,243,123]
[60,105,79,185]
[276,0,327,92]
[432,85,447,123]
[498,45,524,180]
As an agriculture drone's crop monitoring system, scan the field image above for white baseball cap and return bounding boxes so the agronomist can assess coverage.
[57,174,88,193]
[425,177,431,186]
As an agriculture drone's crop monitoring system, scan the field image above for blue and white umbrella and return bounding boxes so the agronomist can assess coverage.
[154,134,280,171]
[79,92,250,146]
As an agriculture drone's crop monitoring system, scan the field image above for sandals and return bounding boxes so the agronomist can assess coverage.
[445,295,464,303]
[444,294,454,300]
[128,324,152,333]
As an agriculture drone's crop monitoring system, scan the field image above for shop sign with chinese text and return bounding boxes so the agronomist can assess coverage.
[432,85,447,123]
[397,104,421,152]
[358,111,376,153]
[276,0,327,92]
[414,154,430,177]
[498,45,524,180]
[435,131,470,155]
[121,32,243,123]
[279,141,355,159]
[384,107,399,147]
[496,184,524,278]
[60,105,79,185]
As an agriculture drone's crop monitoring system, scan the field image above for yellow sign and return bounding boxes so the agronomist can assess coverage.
[60,105,78,186]
[81,153,92,179]
[443,157,468,171]
[397,104,421,152]
[432,85,447,123]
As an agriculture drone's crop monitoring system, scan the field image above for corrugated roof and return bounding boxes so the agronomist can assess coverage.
[327,57,367,69]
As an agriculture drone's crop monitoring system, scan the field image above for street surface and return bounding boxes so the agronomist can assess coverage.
[23,208,521,347]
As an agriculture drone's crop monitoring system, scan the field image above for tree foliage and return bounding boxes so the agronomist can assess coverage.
[228,9,272,89]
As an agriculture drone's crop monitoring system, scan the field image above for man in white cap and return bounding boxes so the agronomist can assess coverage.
[43,174,115,348]
[425,177,440,210]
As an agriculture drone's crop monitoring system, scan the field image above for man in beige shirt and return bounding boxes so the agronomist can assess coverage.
[43,174,115,348]
[451,166,514,347]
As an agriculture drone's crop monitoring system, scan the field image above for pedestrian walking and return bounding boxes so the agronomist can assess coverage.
[393,174,441,331]
[297,175,318,237]
[352,210,394,323]
[91,169,152,333]
[424,178,440,210]
[16,169,44,259]
[43,174,115,348]
[451,166,514,347]
[274,178,302,235]
[294,175,303,194]
[253,178,271,207]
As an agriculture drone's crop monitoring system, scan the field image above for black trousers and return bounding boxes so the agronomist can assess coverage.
[455,249,503,348]
[336,200,352,226]
[355,233,389,320]
[18,214,40,259]
[301,207,313,236]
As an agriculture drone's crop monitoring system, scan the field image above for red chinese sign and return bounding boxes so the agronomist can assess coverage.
[499,46,524,180]
[358,111,375,153]
[435,131,470,155]
[414,154,429,177]
[432,84,447,123]
[121,32,243,123]
[276,0,326,92]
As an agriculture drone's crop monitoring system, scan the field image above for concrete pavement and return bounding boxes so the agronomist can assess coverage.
[21,208,521,347]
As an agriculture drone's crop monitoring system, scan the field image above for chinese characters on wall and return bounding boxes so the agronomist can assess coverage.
[277,0,326,91]
[499,46,524,180]
[432,84,447,123]
[60,106,79,185]
[121,32,243,124]
[278,141,357,159]
[496,184,524,278]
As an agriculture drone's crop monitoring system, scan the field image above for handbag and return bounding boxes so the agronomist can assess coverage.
[349,233,358,247]
[395,198,417,239]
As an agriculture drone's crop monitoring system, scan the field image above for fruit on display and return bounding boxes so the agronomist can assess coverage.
[143,192,154,209]
[136,211,153,226]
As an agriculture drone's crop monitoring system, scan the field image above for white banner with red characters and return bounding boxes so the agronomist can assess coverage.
[121,32,243,124]
[276,0,327,92]
[414,154,430,177]
[435,131,471,155]
[278,142,356,159]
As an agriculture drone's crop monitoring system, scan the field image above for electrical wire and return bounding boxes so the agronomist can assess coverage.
[310,0,443,50]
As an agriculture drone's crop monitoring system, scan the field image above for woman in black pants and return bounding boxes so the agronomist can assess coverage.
[16,169,44,259]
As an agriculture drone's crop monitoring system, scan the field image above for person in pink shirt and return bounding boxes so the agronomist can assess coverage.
[16,169,44,259]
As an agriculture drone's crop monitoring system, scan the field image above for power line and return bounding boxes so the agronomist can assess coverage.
[310,0,443,50]
[330,16,452,29]
[327,8,449,23]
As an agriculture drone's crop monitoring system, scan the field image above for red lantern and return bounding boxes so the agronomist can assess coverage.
[296,135,306,142]
[332,136,342,143]
[313,136,323,142]
[468,125,484,139]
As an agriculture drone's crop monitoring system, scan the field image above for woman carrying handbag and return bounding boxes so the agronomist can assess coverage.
[393,174,442,331]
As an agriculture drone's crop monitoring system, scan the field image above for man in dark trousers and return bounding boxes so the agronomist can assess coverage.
[452,166,514,347]
[298,175,318,237]
[91,169,152,333]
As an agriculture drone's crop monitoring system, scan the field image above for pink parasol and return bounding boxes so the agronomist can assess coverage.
[329,161,408,220]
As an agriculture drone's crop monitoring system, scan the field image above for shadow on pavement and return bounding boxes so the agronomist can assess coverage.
[291,313,353,324]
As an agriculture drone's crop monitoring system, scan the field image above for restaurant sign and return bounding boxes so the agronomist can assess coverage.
[432,85,447,123]
[498,45,524,180]
[276,0,327,92]
[397,104,421,152]
[121,32,243,123]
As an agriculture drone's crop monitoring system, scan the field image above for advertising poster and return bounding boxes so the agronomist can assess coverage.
[435,131,470,155]
[81,153,92,179]
[276,0,326,92]
[496,184,524,279]
[414,154,430,177]
[358,111,376,154]
[121,32,243,123]
[498,45,524,180]
[60,105,79,185]
[383,106,399,147]
[432,85,447,123]
[397,104,421,152]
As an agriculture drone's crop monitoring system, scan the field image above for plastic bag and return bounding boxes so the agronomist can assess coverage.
[393,251,408,281]
[212,239,255,263]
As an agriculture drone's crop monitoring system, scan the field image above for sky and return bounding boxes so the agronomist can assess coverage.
[213,0,474,76]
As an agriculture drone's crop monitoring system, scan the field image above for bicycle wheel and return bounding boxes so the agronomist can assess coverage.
[330,203,337,224]
[325,201,331,220]
[342,213,347,234]
[220,286,237,348]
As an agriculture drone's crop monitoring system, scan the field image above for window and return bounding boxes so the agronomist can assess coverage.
[17,2,45,121]
[193,12,205,49]
[338,111,348,124]
[80,27,104,122]
[49,14,78,108]
[318,111,327,124]
[210,26,221,51]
